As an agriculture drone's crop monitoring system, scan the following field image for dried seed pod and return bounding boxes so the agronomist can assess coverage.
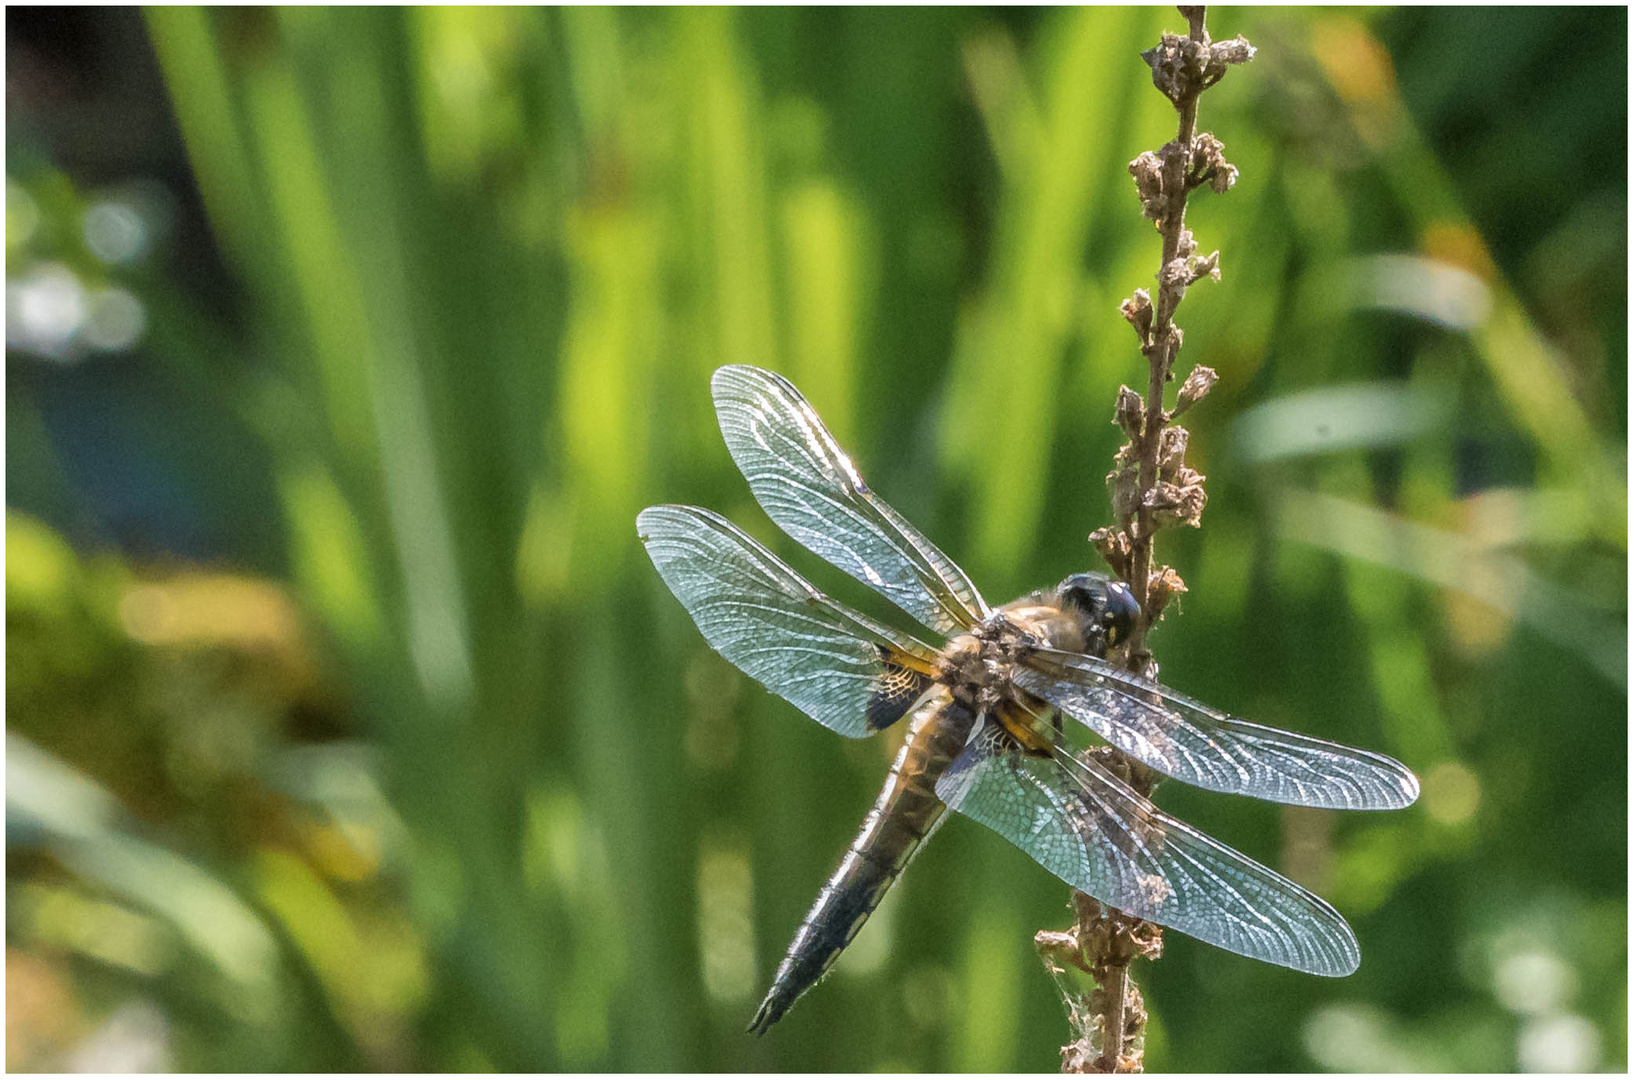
[1088,527,1133,581]
[1114,385,1145,439]
[1107,454,1143,523]
[1146,565,1189,619]
[1209,35,1256,66]
[1121,290,1155,343]
[1173,365,1218,416]
[1141,32,1191,104]
[1157,426,1189,476]
[1189,250,1221,284]
[1128,151,1166,221]
[1144,479,1208,529]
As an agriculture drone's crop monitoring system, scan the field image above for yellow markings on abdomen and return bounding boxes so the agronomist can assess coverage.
[992,699,1055,756]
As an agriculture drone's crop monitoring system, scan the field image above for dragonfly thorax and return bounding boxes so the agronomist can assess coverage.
[937,581,1136,729]
[939,607,1065,717]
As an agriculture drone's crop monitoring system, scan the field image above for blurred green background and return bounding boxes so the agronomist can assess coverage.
[6,6,1626,1072]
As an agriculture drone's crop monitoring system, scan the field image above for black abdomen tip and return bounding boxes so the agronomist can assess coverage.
[746,990,788,1036]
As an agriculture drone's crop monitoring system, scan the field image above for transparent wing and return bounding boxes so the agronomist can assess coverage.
[711,365,988,636]
[638,505,940,738]
[935,721,1361,976]
[1013,649,1419,810]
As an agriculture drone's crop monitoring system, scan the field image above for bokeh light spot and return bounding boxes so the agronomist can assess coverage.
[902,965,953,1030]
[6,512,79,614]
[683,653,742,771]
[1422,760,1481,826]
[1303,1002,1424,1071]
[1517,1013,1600,1073]
[696,837,756,1004]
[7,262,86,359]
[7,179,41,253]
[84,200,150,264]
[1494,947,1576,1016]
[65,999,172,1073]
[524,786,584,900]
[82,287,147,351]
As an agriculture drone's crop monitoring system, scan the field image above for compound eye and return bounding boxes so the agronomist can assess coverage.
[1058,572,1107,613]
[1101,581,1140,645]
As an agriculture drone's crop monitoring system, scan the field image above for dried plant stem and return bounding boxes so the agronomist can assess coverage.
[1044,6,1254,1073]
[1035,889,1161,1072]
[1128,9,1204,638]
[1098,963,1130,1068]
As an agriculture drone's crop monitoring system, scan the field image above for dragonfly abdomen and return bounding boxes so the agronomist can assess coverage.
[748,691,976,1034]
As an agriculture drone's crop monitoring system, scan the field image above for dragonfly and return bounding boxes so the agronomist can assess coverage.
[637,365,1419,1035]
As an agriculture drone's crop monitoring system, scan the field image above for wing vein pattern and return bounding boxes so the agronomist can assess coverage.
[712,364,987,636]
[935,722,1361,976]
[638,505,936,738]
[1014,649,1419,810]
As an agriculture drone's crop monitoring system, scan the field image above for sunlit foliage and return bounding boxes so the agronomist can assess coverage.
[6,7,1624,1071]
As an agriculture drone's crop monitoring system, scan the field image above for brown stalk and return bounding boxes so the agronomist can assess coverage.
[1043,6,1253,1072]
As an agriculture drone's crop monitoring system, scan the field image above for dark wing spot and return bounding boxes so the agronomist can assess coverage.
[865,661,930,730]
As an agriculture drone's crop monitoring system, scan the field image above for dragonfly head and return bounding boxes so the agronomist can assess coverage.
[1057,573,1141,651]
